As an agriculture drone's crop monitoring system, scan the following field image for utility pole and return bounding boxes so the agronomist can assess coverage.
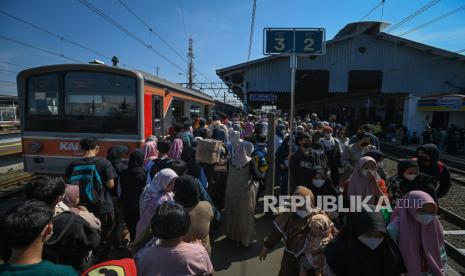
[187,37,194,89]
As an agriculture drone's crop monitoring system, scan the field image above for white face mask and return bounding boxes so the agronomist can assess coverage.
[358,235,384,250]
[314,149,324,155]
[415,213,434,225]
[361,169,371,177]
[312,179,325,188]
[295,208,310,219]
[377,161,384,169]
[403,173,418,181]
[324,133,332,139]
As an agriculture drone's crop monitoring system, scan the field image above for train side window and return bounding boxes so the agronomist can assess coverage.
[172,99,184,123]
[27,74,59,116]
[204,105,209,118]
[190,105,200,119]
[153,96,162,129]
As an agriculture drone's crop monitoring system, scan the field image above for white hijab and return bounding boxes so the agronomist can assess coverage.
[232,140,254,168]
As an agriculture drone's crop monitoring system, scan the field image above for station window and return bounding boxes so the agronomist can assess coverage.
[64,72,136,118]
[27,74,59,116]
[348,70,383,94]
[295,70,330,102]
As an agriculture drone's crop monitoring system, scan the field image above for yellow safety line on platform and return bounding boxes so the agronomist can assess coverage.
[0,149,21,157]
[0,142,21,148]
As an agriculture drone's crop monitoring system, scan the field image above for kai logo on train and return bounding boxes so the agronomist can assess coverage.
[59,142,80,151]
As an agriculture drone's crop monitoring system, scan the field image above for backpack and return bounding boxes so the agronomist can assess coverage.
[196,139,222,164]
[252,148,268,174]
[69,159,104,207]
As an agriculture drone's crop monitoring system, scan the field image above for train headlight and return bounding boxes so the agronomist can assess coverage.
[29,142,43,153]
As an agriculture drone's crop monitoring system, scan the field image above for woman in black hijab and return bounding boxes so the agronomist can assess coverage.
[119,150,146,240]
[386,159,438,206]
[324,210,406,276]
[307,166,338,198]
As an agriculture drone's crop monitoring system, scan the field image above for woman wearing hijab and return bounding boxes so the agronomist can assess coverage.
[308,166,338,198]
[308,166,340,225]
[343,156,388,206]
[224,140,262,247]
[260,187,332,276]
[174,175,214,255]
[362,150,388,181]
[135,168,178,242]
[106,145,128,247]
[321,126,342,185]
[62,184,101,231]
[228,130,242,165]
[120,150,147,240]
[241,116,254,139]
[167,138,183,160]
[388,191,446,276]
[386,159,438,207]
[324,210,406,276]
[415,144,451,198]
[143,141,158,172]
[106,145,129,196]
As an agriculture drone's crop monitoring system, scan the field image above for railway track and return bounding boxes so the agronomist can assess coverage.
[0,172,32,199]
[382,146,465,268]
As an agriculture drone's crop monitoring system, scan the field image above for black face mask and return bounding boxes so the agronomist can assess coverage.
[302,142,311,148]
[360,142,370,147]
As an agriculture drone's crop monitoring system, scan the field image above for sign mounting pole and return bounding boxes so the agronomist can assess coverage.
[287,54,297,196]
[263,27,325,195]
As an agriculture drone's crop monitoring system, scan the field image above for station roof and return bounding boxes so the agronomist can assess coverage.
[216,21,465,75]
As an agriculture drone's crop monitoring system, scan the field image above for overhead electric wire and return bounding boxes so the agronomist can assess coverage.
[79,0,187,74]
[0,34,83,63]
[247,0,257,61]
[398,3,465,36]
[359,0,385,21]
[114,0,220,89]
[328,0,443,69]
[0,60,27,68]
[0,9,135,69]
[385,0,441,33]
[178,0,189,42]
[0,69,18,74]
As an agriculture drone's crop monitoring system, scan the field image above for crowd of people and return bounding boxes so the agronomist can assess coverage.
[0,112,454,275]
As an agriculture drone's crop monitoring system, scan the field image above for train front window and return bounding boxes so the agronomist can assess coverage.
[65,72,136,118]
[27,74,59,116]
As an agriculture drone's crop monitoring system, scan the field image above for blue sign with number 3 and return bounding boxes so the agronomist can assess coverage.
[263,28,325,55]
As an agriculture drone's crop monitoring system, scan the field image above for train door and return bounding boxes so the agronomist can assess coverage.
[152,95,163,136]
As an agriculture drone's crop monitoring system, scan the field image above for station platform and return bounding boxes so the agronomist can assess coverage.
[381,141,465,170]
[0,137,21,157]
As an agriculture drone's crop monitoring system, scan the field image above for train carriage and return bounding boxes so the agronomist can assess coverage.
[17,63,215,174]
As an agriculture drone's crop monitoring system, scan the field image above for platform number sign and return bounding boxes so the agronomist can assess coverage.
[263,28,325,55]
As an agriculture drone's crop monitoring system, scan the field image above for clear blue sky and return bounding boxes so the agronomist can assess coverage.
[1,0,464,96]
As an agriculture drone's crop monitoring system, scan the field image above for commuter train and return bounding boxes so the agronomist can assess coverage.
[17,63,215,174]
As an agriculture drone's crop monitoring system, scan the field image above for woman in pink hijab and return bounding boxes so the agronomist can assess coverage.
[343,156,389,205]
[62,184,101,231]
[143,141,159,171]
[167,138,183,160]
[388,191,446,276]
